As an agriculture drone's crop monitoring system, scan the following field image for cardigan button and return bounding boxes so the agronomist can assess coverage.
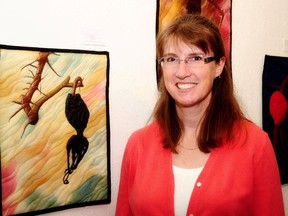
[196,182,202,187]
[189,214,194,216]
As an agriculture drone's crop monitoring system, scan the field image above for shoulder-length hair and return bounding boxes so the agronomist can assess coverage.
[153,14,245,153]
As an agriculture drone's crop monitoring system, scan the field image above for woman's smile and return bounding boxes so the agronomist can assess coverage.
[176,82,197,90]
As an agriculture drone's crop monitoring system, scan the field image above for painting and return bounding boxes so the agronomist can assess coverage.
[156,0,232,82]
[262,55,288,184]
[0,45,111,215]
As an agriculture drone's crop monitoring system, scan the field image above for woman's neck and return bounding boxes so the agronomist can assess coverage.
[176,105,206,131]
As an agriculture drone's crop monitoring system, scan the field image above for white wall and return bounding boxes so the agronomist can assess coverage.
[0,0,287,215]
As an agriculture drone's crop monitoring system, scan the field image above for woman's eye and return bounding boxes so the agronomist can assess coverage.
[166,57,177,62]
[190,55,203,62]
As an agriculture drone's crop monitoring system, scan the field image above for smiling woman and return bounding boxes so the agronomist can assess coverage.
[116,14,285,216]
[155,14,228,153]
[159,41,224,110]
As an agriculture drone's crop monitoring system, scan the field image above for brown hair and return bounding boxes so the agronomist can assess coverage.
[153,14,245,153]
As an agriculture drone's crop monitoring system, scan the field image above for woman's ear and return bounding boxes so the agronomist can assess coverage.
[215,56,226,78]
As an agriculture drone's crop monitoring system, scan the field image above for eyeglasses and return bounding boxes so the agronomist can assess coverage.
[158,54,217,70]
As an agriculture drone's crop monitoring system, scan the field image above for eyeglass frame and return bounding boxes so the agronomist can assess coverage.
[158,54,218,69]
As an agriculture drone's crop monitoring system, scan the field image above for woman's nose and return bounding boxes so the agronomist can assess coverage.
[176,61,190,78]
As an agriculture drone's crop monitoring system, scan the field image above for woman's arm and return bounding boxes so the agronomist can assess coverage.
[253,134,285,215]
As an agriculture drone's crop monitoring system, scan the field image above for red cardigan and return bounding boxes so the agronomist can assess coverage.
[116,121,285,216]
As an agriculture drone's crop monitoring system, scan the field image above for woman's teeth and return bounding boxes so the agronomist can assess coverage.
[177,83,196,89]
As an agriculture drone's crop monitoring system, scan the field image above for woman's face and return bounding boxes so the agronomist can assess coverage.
[162,39,225,110]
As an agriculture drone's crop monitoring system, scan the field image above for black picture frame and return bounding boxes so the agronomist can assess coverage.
[0,44,111,216]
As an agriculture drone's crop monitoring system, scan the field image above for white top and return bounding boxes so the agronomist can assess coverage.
[173,165,203,216]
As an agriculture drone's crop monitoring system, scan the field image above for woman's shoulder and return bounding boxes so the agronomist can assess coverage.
[233,119,271,148]
[126,121,163,147]
[129,121,162,140]
[241,119,268,137]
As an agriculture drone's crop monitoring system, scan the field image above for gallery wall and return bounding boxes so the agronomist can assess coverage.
[0,0,287,215]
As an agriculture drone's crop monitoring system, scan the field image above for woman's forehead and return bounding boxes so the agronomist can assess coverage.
[163,38,208,54]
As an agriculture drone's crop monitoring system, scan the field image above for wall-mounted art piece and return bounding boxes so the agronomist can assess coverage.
[262,55,288,184]
[0,45,111,215]
[156,0,232,79]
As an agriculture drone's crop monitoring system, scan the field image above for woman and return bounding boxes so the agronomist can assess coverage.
[116,14,284,216]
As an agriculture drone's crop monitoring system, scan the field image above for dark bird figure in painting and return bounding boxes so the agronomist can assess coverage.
[63,77,90,184]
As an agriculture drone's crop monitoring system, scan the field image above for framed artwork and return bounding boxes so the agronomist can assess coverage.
[262,55,288,184]
[0,45,111,215]
[156,0,232,82]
